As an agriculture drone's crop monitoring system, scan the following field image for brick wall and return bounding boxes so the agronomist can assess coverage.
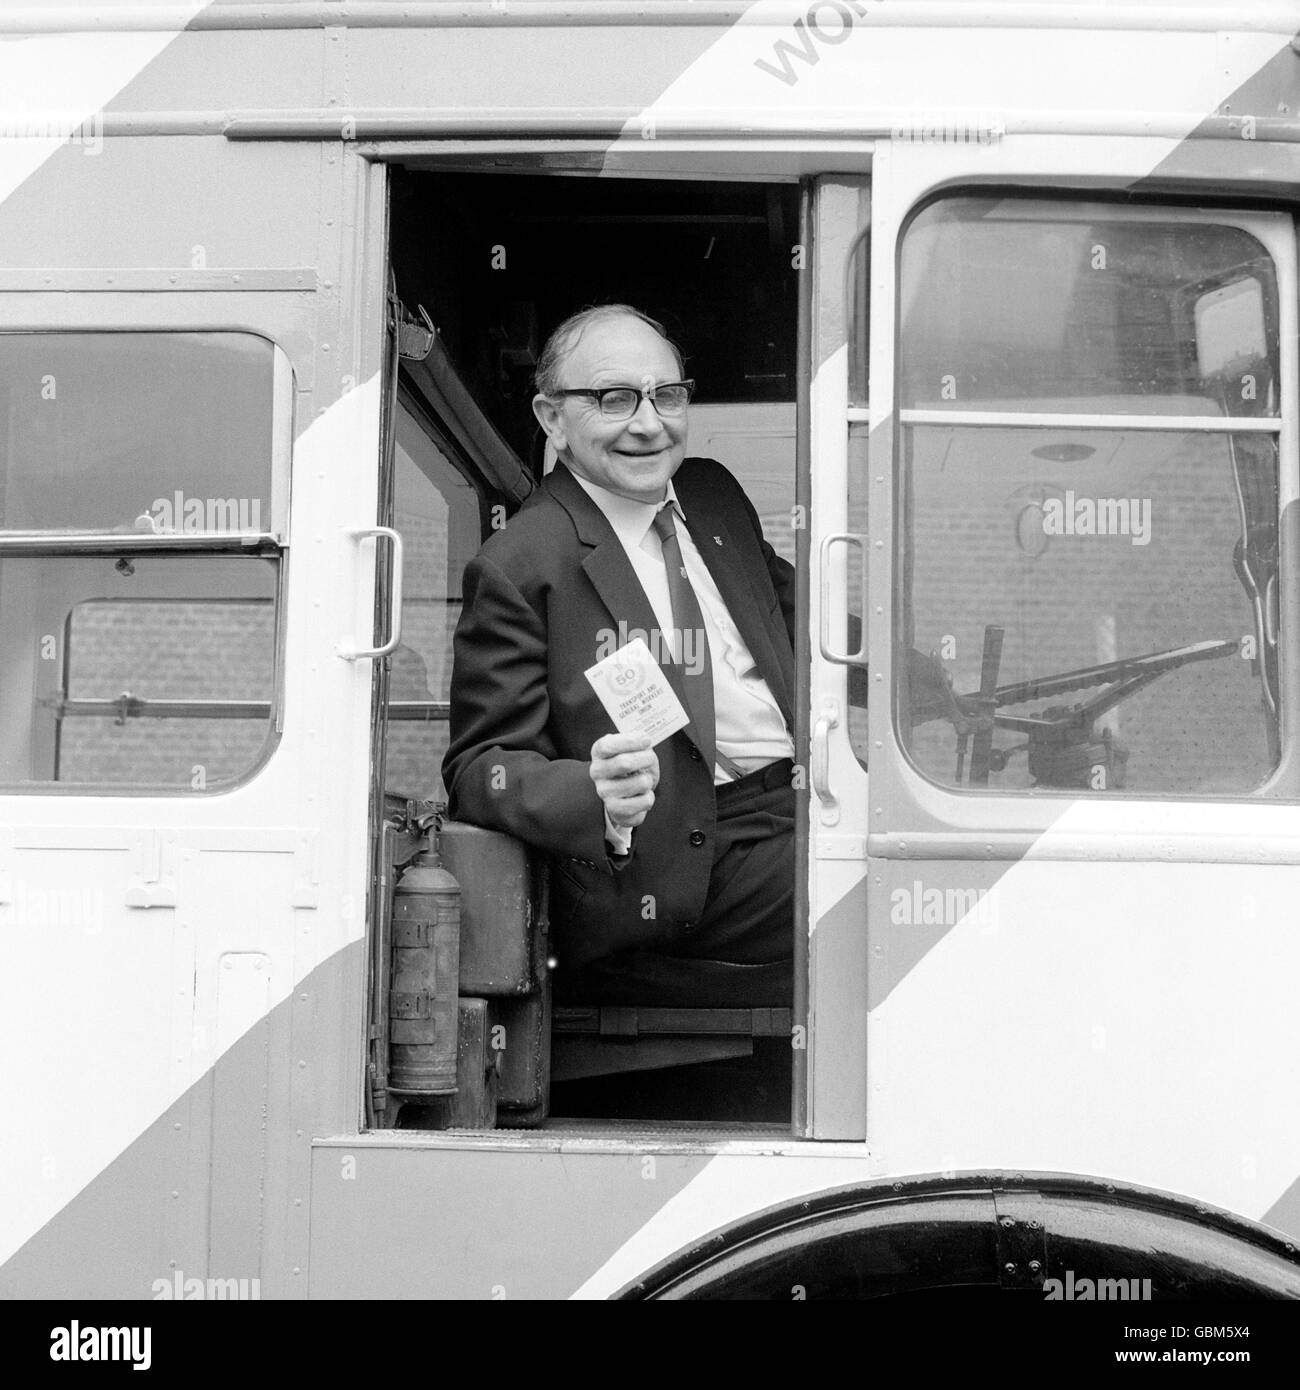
[903,427,1273,794]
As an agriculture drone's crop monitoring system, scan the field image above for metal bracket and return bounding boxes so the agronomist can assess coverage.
[291,832,319,909]
[993,1187,1050,1291]
[395,302,436,362]
[125,829,178,908]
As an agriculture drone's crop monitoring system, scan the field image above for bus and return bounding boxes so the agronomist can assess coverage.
[3,0,1300,1303]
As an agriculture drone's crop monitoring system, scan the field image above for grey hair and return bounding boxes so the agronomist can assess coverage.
[534,304,684,396]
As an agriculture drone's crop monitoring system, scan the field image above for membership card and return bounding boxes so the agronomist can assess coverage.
[584,637,690,745]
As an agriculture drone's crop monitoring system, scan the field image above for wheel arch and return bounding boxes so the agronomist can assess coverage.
[614,1171,1300,1300]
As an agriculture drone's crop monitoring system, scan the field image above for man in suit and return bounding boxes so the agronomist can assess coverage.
[443,304,798,1007]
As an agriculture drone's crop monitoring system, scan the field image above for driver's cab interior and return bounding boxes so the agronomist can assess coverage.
[373,170,802,1130]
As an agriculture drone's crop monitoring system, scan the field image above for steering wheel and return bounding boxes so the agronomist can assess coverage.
[928,633,1239,787]
[985,638,1239,732]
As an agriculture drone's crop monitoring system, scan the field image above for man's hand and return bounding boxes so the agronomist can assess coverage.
[590,732,660,829]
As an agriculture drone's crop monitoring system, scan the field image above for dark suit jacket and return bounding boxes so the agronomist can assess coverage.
[443,458,796,971]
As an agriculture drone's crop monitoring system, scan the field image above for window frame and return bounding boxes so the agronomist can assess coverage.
[0,329,294,795]
[378,382,492,800]
[887,192,1300,805]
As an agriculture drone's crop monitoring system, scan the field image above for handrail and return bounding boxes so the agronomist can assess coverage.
[0,531,281,555]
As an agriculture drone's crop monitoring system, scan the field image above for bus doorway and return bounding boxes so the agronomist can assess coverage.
[372,169,804,1127]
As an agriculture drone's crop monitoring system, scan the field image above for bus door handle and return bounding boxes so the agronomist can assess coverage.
[819,533,868,664]
[339,526,404,660]
[812,700,840,826]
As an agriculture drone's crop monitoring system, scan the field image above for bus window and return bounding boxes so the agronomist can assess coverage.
[58,585,276,788]
[0,330,286,790]
[891,200,1280,796]
[0,559,278,789]
[0,332,274,533]
[381,397,481,802]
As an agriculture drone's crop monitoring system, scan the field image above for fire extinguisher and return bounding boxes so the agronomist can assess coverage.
[388,823,461,1097]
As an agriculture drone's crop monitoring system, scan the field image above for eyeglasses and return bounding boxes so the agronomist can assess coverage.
[550,380,695,421]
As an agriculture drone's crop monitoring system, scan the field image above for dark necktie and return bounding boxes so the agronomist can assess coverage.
[651,505,741,780]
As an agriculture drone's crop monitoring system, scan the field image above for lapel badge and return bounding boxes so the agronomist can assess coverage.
[713,535,723,546]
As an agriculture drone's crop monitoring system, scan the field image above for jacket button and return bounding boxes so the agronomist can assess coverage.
[688,746,702,761]
[689,830,706,847]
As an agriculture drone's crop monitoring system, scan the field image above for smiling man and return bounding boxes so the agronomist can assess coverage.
[443,305,796,1006]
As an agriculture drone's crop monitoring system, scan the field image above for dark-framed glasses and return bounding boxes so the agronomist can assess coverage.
[551,380,695,421]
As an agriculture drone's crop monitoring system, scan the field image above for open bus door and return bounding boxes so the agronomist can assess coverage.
[807,176,873,1139]
[367,168,810,1131]
[364,272,547,1130]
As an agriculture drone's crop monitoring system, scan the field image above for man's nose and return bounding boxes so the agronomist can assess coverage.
[627,394,666,430]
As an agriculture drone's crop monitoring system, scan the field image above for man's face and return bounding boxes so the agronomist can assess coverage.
[533,316,687,504]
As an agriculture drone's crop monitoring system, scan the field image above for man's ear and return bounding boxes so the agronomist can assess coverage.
[532,393,567,453]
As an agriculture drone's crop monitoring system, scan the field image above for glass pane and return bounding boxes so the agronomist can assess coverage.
[0,332,274,533]
[846,424,870,767]
[383,406,480,801]
[0,555,277,788]
[896,425,1278,796]
[848,229,870,408]
[900,201,1279,417]
[682,403,797,571]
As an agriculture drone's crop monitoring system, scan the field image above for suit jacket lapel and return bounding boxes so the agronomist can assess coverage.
[676,480,795,728]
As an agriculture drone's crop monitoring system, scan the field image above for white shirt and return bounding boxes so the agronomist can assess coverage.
[570,471,794,851]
